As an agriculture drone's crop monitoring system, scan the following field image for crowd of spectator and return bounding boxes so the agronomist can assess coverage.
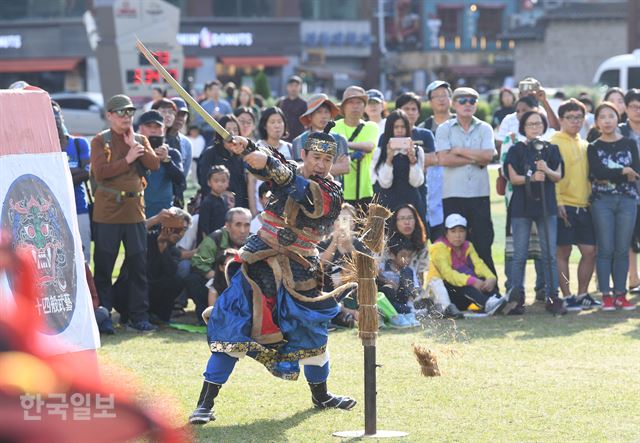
[49,74,640,333]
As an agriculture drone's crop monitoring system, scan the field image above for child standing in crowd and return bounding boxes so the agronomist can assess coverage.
[197,165,230,242]
[588,102,640,311]
[428,214,512,316]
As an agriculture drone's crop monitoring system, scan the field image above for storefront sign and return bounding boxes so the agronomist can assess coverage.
[177,29,253,48]
[179,21,300,57]
[96,0,184,101]
[0,34,22,49]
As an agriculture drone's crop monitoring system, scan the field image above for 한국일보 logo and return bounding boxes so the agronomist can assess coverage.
[2,175,77,334]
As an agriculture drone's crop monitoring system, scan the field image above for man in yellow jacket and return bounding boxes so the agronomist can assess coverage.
[550,99,599,311]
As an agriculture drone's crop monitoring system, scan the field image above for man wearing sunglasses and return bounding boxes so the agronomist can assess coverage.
[435,87,498,276]
[90,94,160,333]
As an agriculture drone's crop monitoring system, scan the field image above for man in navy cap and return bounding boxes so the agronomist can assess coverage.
[137,110,185,218]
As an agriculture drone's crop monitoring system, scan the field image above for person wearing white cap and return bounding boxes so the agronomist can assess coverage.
[427,214,516,317]
[419,80,453,241]
[435,87,498,276]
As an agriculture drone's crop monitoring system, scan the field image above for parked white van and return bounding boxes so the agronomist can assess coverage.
[593,49,640,90]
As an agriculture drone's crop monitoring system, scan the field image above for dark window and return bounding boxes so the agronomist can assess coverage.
[598,69,620,88]
[0,0,29,19]
[476,6,504,38]
[629,67,640,89]
[437,6,461,39]
[0,0,88,19]
[55,98,94,110]
[212,0,274,17]
[300,0,365,20]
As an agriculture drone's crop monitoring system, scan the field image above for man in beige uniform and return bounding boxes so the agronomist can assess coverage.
[91,94,160,333]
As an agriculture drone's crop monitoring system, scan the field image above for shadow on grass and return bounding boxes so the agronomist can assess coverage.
[195,407,318,442]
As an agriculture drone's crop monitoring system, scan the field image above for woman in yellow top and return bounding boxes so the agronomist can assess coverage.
[428,214,517,316]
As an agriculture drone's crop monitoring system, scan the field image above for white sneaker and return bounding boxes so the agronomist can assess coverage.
[484,295,507,316]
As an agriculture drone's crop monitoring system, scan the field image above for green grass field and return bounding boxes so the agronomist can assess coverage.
[97,169,640,442]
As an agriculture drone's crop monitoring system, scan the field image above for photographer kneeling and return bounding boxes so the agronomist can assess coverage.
[505,110,566,315]
[113,207,192,326]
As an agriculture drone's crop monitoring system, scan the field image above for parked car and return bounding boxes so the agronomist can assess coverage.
[593,49,640,90]
[50,92,106,136]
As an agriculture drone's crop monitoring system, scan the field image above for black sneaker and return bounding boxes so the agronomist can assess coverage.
[578,294,602,310]
[126,320,158,332]
[189,407,215,425]
[535,288,546,302]
[563,295,583,312]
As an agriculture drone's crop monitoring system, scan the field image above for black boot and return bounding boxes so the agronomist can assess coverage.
[309,381,357,410]
[504,288,525,315]
[189,381,221,425]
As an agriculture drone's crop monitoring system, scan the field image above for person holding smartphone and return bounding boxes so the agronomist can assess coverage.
[137,110,185,218]
[372,110,425,217]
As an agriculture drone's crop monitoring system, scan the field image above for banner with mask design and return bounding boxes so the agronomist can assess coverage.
[0,89,100,354]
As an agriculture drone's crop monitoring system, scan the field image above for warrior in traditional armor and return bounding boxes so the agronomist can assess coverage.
[190,122,357,425]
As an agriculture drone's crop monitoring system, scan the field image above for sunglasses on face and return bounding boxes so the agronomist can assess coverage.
[113,108,135,117]
[456,97,477,106]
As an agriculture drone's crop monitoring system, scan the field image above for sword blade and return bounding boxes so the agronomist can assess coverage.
[135,38,232,141]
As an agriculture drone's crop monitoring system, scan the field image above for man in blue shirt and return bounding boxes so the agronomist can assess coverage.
[53,101,92,263]
[195,80,232,145]
[435,87,498,274]
[137,110,185,218]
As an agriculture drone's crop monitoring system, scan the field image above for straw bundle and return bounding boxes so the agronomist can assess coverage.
[358,303,378,345]
[412,344,441,377]
[361,204,392,254]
